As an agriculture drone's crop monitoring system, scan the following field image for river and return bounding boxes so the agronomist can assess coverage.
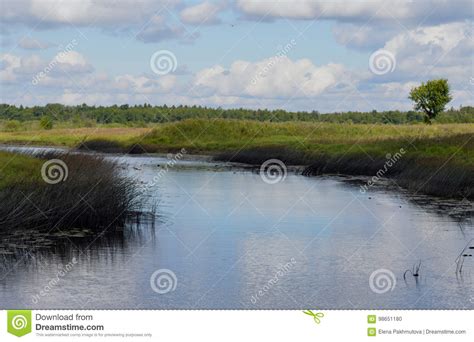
[0,147,472,309]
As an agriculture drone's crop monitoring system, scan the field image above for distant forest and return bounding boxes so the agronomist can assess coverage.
[1,103,473,125]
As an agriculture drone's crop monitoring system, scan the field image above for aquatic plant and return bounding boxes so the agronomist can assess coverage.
[455,239,474,273]
[403,261,422,280]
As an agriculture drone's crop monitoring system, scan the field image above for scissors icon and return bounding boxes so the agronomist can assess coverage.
[303,310,324,324]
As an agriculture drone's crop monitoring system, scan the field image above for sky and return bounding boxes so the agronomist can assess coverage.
[0,0,473,112]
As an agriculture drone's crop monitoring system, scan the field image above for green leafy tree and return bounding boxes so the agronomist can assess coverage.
[409,79,452,124]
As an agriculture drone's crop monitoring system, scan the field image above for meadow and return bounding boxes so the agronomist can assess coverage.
[0,119,472,162]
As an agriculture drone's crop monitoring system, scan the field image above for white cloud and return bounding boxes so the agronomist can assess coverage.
[59,91,115,105]
[18,55,43,73]
[194,56,354,98]
[135,15,198,43]
[1,52,358,109]
[180,1,225,25]
[236,0,472,24]
[386,22,469,55]
[157,74,178,91]
[379,22,473,84]
[0,54,21,82]
[1,0,186,43]
[55,51,88,67]
[4,0,470,28]
[332,24,398,50]
[2,0,180,27]
[0,54,47,81]
[113,74,177,94]
[18,36,52,50]
[44,50,94,76]
[0,51,93,87]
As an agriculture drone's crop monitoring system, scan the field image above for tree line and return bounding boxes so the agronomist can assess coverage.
[1,103,473,127]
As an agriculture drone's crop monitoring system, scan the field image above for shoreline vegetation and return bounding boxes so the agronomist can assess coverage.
[0,118,473,199]
[0,151,143,238]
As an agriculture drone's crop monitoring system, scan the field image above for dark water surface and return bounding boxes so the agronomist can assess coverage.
[0,148,473,309]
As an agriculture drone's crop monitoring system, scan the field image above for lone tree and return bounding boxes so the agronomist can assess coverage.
[409,79,452,124]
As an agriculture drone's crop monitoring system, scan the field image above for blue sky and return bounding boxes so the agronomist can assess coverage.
[1,0,472,112]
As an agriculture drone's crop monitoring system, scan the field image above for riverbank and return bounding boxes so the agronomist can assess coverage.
[0,119,472,199]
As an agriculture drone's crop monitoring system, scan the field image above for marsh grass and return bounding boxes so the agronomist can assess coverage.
[215,146,473,198]
[302,155,473,198]
[0,151,142,233]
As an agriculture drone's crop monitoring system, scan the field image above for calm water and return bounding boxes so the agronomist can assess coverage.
[0,148,473,309]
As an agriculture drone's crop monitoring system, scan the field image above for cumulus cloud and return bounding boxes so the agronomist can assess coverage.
[236,0,472,25]
[0,54,22,83]
[0,49,182,107]
[53,51,93,73]
[1,50,360,109]
[114,74,177,94]
[332,24,399,50]
[180,1,226,25]
[18,36,53,50]
[136,15,187,43]
[59,91,116,106]
[386,22,469,53]
[0,50,93,87]
[193,56,355,98]
[375,22,473,84]
[1,0,179,27]
[1,0,186,43]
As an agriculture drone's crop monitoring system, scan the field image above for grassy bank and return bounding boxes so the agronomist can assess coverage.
[0,127,150,147]
[141,120,473,162]
[0,151,142,234]
[1,120,472,160]
[0,119,472,198]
